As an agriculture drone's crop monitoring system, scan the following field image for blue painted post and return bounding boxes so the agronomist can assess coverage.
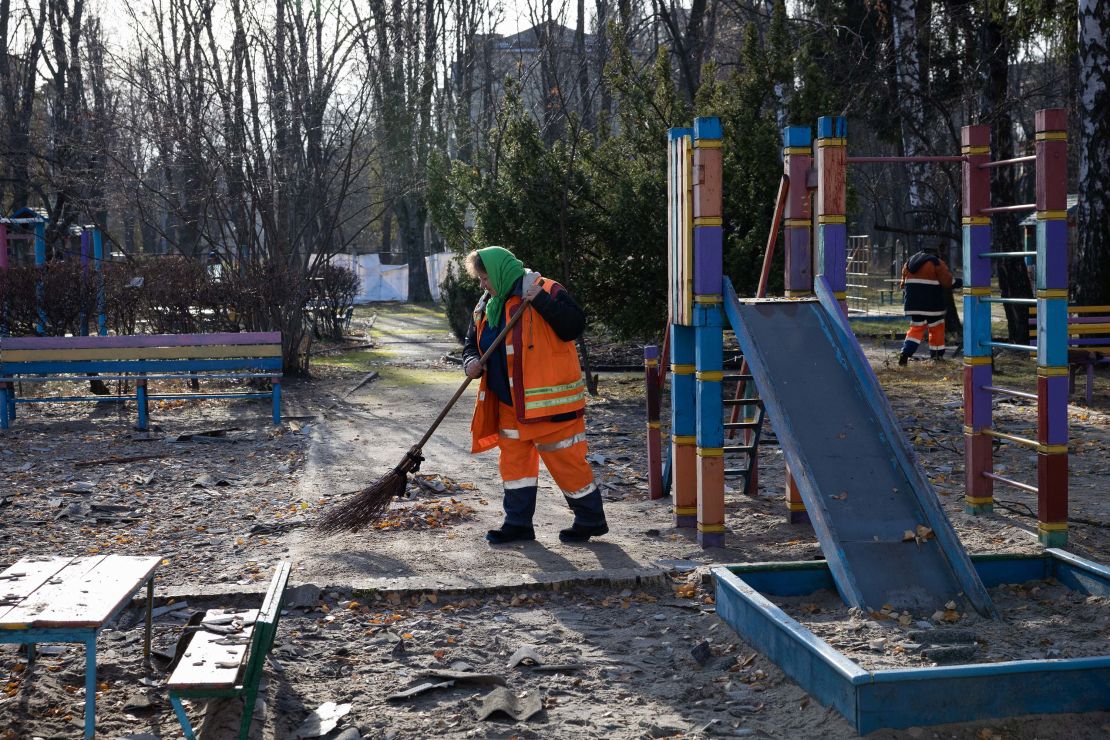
[84,636,96,739]
[79,229,91,336]
[272,381,282,425]
[93,227,107,336]
[816,116,847,311]
[170,696,197,740]
[0,385,9,428]
[961,124,994,514]
[136,379,149,431]
[34,218,46,335]
[692,116,726,547]
[0,222,8,338]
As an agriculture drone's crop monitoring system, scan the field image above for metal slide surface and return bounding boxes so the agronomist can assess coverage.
[723,279,995,617]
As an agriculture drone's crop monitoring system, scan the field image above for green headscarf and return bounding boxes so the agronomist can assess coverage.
[479,246,525,326]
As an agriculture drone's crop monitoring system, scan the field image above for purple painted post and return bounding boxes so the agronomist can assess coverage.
[0,224,8,270]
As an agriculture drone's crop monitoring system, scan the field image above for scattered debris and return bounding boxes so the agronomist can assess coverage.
[477,686,543,722]
[293,701,352,737]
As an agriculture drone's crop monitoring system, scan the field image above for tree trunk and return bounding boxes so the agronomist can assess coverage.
[980,5,1032,342]
[397,197,432,302]
[890,0,929,240]
[1075,0,1110,305]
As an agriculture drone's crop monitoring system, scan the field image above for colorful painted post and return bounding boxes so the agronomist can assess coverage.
[693,117,726,547]
[782,125,812,523]
[34,217,46,335]
[815,116,847,310]
[645,345,664,499]
[961,124,994,514]
[1034,108,1069,547]
[783,126,814,297]
[93,227,107,336]
[668,127,697,528]
[0,222,8,338]
[79,229,92,336]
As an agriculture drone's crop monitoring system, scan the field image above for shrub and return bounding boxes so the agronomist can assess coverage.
[440,261,481,342]
[309,263,360,339]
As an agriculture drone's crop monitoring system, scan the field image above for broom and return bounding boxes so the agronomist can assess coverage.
[317,293,534,533]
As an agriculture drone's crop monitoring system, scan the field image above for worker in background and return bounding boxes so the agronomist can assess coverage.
[898,243,960,365]
[462,246,607,545]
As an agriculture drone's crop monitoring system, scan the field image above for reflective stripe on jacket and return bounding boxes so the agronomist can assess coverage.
[470,275,586,453]
[901,253,953,317]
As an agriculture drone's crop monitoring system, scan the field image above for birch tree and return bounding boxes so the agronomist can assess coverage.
[1075,0,1110,305]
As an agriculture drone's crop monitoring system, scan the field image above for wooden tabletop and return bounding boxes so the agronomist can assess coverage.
[0,555,161,630]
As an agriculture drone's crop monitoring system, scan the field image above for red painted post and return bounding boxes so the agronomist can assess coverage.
[645,345,663,499]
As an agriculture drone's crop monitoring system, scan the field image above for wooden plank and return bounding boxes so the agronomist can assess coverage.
[2,344,282,362]
[0,332,280,350]
[0,555,159,628]
[0,358,283,375]
[257,563,291,625]
[0,557,106,627]
[0,557,74,623]
[166,609,260,690]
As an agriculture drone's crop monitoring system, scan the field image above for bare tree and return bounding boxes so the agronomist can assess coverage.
[1075,0,1110,305]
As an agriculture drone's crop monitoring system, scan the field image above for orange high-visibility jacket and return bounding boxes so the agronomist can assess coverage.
[470,276,586,453]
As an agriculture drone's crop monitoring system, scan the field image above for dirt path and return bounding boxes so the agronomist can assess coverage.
[1,302,1107,739]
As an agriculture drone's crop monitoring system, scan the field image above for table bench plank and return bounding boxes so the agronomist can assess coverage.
[0,556,75,621]
[166,609,260,691]
[0,555,160,628]
[0,332,281,350]
[2,344,282,362]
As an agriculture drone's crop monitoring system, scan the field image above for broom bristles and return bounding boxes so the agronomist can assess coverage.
[317,450,421,533]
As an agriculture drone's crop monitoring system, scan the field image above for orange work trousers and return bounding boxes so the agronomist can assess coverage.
[496,402,595,498]
[904,316,945,352]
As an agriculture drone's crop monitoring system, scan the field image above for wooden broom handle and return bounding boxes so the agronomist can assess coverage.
[412,294,534,451]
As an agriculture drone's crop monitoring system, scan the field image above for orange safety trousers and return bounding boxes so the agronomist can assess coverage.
[905,318,945,351]
[496,402,595,498]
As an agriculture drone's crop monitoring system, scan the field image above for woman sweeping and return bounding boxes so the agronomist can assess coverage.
[461,246,608,545]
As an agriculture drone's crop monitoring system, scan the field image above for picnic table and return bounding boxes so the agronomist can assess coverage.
[0,554,161,739]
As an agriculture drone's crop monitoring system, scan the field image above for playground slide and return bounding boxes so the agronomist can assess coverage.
[722,277,996,618]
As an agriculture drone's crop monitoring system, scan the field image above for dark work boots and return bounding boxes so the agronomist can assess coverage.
[485,524,536,544]
[558,522,609,543]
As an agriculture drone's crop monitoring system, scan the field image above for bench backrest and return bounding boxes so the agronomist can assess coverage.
[240,561,291,691]
[1028,306,1110,352]
[0,332,282,376]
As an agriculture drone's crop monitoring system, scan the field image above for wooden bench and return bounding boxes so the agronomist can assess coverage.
[167,562,291,740]
[0,332,282,430]
[1030,305,1110,405]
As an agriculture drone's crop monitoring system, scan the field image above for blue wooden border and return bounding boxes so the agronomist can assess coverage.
[713,550,1110,734]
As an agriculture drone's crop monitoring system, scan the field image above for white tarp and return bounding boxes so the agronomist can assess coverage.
[424,252,453,301]
[312,252,453,302]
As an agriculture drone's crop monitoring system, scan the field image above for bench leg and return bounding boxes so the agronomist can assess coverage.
[1088,363,1095,406]
[0,384,9,429]
[239,684,260,740]
[272,381,282,426]
[85,636,96,740]
[136,379,149,431]
[170,695,198,740]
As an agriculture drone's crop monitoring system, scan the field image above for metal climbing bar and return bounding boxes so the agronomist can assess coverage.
[986,341,1037,352]
[983,385,1037,401]
[979,251,1036,258]
[981,203,1037,214]
[982,428,1039,449]
[982,472,1038,494]
[847,155,964,164]
[981,296,1037,305]
[979,155,1036,169]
